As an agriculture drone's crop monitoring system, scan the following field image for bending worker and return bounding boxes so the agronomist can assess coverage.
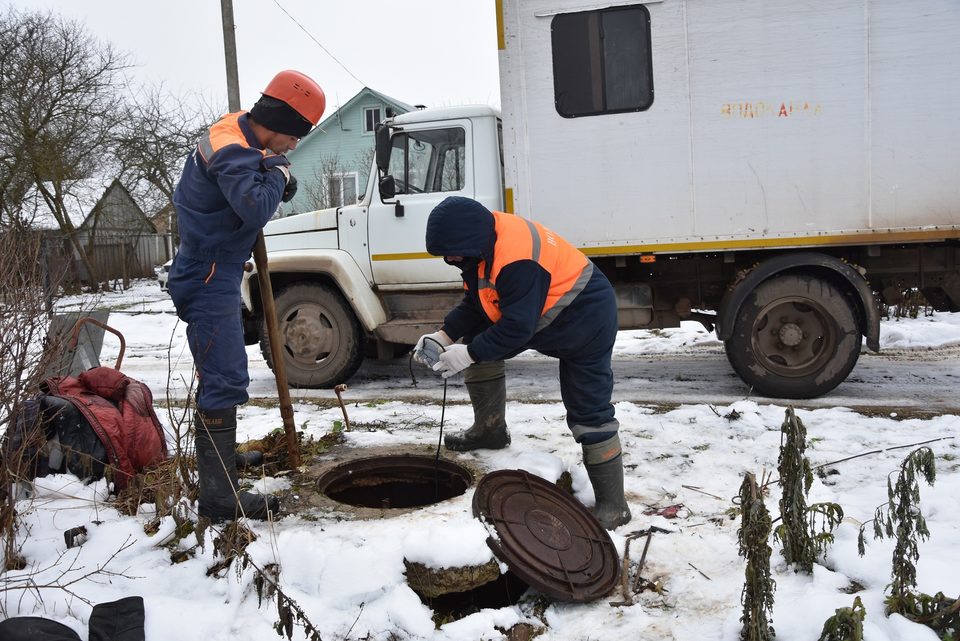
[414,196,632,529]
[167,70,325,521]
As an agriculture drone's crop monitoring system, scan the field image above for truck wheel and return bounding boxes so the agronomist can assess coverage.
[724,274,860,399]
[261,283,364,388]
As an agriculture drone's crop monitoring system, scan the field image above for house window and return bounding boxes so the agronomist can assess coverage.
[364,106,382,134]
[386,127,466,195]
[328,173,358,207]
[551,5,654,118]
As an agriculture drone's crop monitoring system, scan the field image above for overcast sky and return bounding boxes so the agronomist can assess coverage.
[13,0,501,115]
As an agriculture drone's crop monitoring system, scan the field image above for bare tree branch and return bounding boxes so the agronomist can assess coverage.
[0,7,130,290]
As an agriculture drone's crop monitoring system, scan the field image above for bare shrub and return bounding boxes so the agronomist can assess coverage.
[0,229,74,569]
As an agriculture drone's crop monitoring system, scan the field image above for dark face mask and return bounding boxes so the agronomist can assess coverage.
[444,256,481,272]
[456,257,481,273]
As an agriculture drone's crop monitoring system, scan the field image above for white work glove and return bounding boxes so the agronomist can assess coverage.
[432,343,474,379]
[413,330,452,367]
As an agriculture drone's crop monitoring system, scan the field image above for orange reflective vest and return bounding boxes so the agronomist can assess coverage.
[477,211,594,332]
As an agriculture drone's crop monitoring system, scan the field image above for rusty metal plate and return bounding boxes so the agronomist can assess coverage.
[472,469,619,603]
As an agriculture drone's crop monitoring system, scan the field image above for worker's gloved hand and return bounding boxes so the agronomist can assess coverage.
[413,330,452,367]
[432,344,474,379]
[282,173,298,202]
[263,155,294,200]
[263,154,290,173]
[268,163,291,183]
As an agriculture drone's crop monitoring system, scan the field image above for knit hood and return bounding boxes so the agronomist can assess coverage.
[425,197,496,263]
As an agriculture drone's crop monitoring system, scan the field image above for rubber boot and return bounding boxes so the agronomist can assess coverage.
[88,596,144,641]
[195,408,279,521]
[191,392,261,469]
[444,361,510,451]
[582,434,632,529]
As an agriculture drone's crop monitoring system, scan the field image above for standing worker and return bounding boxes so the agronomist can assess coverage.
[414,197,632,529]
[167,70,325,521]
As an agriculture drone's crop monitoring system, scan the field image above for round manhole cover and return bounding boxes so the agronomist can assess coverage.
[472,469,620,603]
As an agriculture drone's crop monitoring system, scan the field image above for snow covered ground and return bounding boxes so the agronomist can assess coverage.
[3,279,959,641]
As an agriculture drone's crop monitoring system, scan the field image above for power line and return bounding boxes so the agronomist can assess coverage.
[271,0,367,88]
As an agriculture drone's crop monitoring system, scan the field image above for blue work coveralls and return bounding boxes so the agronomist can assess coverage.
[167,112,289,411]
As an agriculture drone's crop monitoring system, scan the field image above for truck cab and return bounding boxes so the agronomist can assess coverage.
[241,106,504,388]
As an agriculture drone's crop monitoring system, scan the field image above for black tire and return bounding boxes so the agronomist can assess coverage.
[260,283,364,388]
[724,274,861,399]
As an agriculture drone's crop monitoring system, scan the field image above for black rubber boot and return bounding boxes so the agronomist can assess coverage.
[195,408,278,521]
[444,362,510,451]
[582,434,632,530]
[88,596,145,641]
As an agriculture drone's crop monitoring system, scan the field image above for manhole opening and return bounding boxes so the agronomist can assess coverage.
[416,571,530,625]
[316,455,472,509]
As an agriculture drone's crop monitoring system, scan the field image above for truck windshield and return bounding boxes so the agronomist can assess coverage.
[387,127,466,195]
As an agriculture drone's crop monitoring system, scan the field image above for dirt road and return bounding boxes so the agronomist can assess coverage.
[270,345,960,417]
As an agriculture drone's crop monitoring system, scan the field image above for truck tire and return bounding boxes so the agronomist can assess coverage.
[724,274,861,399]
[260,283,364,388]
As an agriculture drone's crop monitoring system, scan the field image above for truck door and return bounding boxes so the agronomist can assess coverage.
[368,120,472,285]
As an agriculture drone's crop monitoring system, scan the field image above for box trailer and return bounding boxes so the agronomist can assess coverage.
[242,0,960,399]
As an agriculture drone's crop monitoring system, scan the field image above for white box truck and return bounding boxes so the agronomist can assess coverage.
[242,0,960,399]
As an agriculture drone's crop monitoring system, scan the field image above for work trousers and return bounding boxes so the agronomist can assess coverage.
[483,271,620,444]
[537,287,619,444]
[168,256,249,410]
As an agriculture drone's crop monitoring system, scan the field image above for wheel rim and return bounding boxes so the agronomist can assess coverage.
[750,296,837,378]
[278,301,341,368]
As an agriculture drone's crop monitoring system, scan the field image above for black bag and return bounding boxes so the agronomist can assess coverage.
[0,596,144,641]
[0,616,81,641]
[88,596,145,641]
[4,394,108,484]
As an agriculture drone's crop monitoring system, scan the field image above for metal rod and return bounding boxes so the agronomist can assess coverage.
[632,532,654,593]
[69,317,125,370]
[334,384,350,432]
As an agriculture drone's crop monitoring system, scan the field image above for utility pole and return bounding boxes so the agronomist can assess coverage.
[220,0,241,111]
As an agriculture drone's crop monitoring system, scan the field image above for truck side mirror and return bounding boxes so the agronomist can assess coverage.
[379,175,396,200]
[375,123,391,172]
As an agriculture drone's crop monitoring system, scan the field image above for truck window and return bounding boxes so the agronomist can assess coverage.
[551,5,654,118]
[387,127,466,195]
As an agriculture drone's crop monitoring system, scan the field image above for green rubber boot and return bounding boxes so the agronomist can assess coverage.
[582,434,632,529]
[444,361,510,451]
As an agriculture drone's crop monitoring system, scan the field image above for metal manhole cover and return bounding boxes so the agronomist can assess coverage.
[472,469,619,603]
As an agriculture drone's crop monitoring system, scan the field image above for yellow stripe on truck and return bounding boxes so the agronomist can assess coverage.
[371,228,960,262]
[578,228,960,257]
[372,252,435,261]
[496,0,505,50]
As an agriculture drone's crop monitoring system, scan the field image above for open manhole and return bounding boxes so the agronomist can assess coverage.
[316,455,472,509]
[413,569,530,625]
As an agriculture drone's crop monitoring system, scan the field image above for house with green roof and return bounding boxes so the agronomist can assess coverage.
[283,87,414,216]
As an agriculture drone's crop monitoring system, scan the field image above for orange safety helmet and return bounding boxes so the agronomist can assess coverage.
[261,70,325,126]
